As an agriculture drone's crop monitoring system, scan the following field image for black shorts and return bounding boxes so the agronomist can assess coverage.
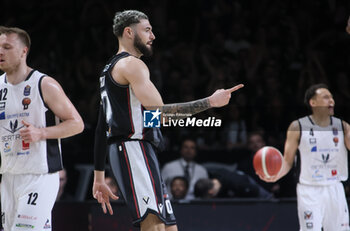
[108,140,176,227]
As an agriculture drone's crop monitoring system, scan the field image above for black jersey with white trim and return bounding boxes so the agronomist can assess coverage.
[99,52,163,149]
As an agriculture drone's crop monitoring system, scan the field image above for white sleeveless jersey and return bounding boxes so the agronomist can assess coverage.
[0,70,62,174]
[298,116,348,185]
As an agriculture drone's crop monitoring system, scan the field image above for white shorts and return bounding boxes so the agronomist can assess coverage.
[297,182,350,231]
[1,172,59,231]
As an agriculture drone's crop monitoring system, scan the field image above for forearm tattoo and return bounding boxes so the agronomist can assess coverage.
[161,98,211,119]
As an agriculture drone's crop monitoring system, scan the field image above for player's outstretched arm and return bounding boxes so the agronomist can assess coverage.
[346,16,350,34]
[20,76,84,143]
[116,56,244,119]
[93,170,119,215]
[161,84,244,117]
[259,120,300,182]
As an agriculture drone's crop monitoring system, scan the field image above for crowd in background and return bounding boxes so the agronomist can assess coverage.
[2,0,350,200]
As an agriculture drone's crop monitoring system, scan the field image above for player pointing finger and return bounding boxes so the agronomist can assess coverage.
[208,84,244,108]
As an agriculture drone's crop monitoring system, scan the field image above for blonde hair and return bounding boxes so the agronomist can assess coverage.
[0,26,31,53]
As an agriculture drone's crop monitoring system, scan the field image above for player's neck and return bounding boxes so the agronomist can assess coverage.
[310,114,331,127]
[5,63,32,85]
[118,43,142,58]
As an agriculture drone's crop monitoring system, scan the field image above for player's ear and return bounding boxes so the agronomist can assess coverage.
[123,27,133,39]
[309,98,316,107]
[21,46,29,58]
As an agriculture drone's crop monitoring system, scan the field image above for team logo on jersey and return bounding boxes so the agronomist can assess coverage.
[321,153,330,164]
[22,97,31,110]
[22,140,30,150]
[312,169,323,179]
[311,146,317,152]
[332,127,338,136]
[333,137,339,147]
[43,219,51,229]
[304,211,313,220]
[331,169,337,176]
[144,109,161,128]
[0,102,5,111]
[0,111,5,120]
[4,142,11,153]
[309,138,316,144]
[23,85,31,96]
[143,196,150,205]
[15,223,34,229]
[3,120,24,134]
[18,214,37,220]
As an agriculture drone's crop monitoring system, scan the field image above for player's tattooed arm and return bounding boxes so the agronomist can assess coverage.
[161,98,211,119]
[154,84,244,120]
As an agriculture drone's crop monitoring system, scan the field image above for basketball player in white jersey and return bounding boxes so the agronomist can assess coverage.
[92,10,243,231]
[0,26,84,231]
[260,84,350,231]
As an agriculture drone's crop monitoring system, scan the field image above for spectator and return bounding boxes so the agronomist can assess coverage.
[194,168,272,199]
[161,138,209,199]
[170,176,189,200]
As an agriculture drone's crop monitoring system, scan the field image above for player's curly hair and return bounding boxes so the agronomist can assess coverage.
[113,10,148,38]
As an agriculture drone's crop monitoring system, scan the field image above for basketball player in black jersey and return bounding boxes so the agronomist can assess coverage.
[92,10,243,231]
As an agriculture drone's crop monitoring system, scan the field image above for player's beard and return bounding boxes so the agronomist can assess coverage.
[134,33,153,57]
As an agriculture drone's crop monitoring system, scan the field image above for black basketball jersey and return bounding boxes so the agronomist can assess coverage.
[99,52,163,149]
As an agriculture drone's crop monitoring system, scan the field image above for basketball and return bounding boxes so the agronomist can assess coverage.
[253,146,283,178]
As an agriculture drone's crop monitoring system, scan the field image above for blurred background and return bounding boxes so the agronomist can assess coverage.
[2,0,350,213]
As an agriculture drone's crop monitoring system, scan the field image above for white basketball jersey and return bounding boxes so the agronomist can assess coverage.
[298,116,348,185]
[0,70,62,174]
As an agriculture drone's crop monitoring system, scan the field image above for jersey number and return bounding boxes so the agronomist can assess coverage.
[27,192,38,205]
[0,88,7,101]
[100,77,112,122]
[309,128,314,136]
[165,199,173,214]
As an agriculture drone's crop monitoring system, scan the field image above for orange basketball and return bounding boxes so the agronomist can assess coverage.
[253,146,282,178]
